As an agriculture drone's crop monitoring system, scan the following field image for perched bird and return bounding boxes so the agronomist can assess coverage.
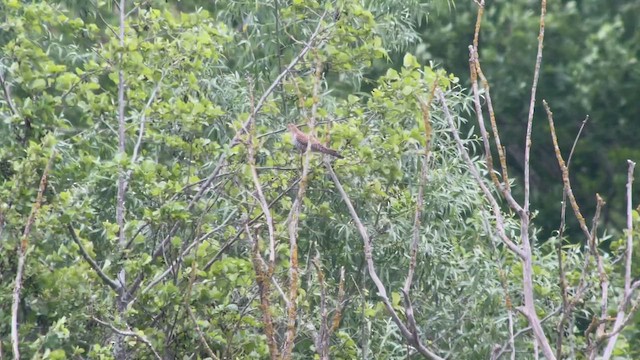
[287,124,343,159]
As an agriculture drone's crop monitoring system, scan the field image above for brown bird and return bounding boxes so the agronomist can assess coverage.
[287,124,343,159]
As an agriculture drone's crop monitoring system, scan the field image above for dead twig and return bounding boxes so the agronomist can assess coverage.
[11,151,55,360]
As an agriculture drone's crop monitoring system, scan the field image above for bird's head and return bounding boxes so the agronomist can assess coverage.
[287,123,298,132]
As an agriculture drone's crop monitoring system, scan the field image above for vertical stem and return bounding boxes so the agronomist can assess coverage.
[10,152,54,360]
[115,0,128,358]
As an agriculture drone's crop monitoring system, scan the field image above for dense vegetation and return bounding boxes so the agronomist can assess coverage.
[1,0,639,359]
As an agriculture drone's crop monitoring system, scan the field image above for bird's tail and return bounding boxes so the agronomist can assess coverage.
[312,143,343,159]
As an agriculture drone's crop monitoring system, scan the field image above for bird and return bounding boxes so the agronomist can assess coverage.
[287,124,344,159]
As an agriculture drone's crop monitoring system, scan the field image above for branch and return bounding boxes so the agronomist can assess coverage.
[437,90,524,258]
[67,224,120,291]
[246,77,277,276]
[92,317,162,360]
[281,42,327,360]
[405,82,437,293]
[128,14,330,297]
[523,0,547,213]
[115,1,128,357]
[544,101,592,240]
[11,151,55,360]
[185,11,329,214]
[245,223,279,360]
[440,90,553,359]
[469,45,522,214]
[601,160,636,359]
[495,306,561,360]
[0,67,19,116]
[324,161,444,360]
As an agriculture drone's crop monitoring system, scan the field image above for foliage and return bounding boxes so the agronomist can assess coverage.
[0,0,638,359]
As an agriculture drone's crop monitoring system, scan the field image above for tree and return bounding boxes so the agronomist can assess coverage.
[1,0,639,359]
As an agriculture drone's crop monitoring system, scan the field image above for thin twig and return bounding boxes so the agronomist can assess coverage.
[67,224,120,291]
[495,306,561,360]
[523,0,547,214]
[601,160,636,359]
[115,1,128,357]
[92,317,162,360]
[0,68,19,116]
[11,151,55,360]
[519,4,553,355]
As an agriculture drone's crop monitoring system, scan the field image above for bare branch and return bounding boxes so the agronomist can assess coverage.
[92,317,162,360]
[11,151,55,360]
[281,42,327,360]
[437,90,524,259]
[324,161,444,360]
[0,68,19,116]
[524,0,547,213]
[67,224,120,291]
[245,223,279,359]
[246,78,277,275]
[469,45,522,214]
[495,307,561,360]
[601,160,636,359]
[115,1,128,358]
[544,101,592,240]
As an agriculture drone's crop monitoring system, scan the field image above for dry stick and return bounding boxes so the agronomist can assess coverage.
[281,47,326,360]
[468,46,523,216]
[524,0,546,213]
[545,101,606,358]
[438,91,554,359]
[245,223,279,359]
[312,254,330,360]
[469,1,505,195]
[93,317,162,360]
[114,2,128,358]
[324,161,444,360]
[10,151,54,360]
[437,90,524,259]
[494,306,562,360]
[520,4,554,358]
[601,160,636,359]
[246,79,277,278]
[555,118,589,358]
[472,0,511,195]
